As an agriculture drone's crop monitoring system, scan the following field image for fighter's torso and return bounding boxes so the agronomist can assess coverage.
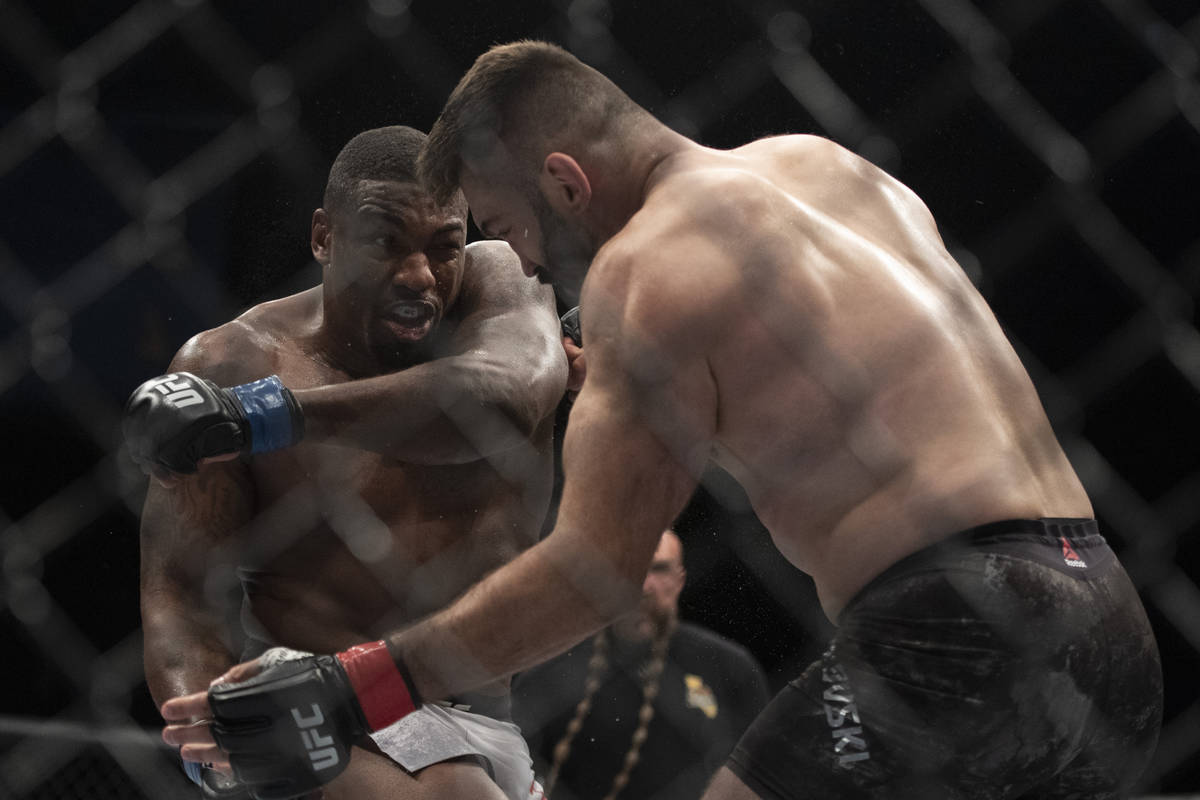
[228,290,553,655]
[604,135,1092,616]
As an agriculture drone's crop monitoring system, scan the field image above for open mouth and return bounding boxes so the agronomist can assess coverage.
[382,300,437,342]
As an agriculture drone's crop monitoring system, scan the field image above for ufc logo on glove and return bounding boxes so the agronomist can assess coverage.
[291,704,340,772]
[148,374,205,408]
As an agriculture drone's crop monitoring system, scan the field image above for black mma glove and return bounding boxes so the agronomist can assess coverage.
[123,372,304,475]
[208,642,420,800]
[182,757,251,798]
[560,306,582,346]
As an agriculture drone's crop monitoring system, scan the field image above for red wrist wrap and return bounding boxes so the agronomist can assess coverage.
[337,641,420,732]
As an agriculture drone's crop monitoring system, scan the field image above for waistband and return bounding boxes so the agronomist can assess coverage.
[921,517,1103,549]
[841,518,1108,622]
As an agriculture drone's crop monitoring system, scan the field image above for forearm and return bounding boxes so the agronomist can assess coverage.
[296,356,551,463]
[143,602,236,711]
[389,529,644,701]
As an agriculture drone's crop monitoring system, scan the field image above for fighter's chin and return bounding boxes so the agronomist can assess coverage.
[372,321,439,368]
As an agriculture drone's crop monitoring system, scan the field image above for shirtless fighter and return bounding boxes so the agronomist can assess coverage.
[160,44,1162,799]
[126,126,565,799]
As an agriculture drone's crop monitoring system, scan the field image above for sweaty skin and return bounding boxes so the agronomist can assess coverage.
[162,135,1093,794]
[144,232,565,796]
[389,133,1092,698]
[602,136,1094,616]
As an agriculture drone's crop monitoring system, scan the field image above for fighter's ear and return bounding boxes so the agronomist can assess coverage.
[541,153,592,215]
[311,208,332,266]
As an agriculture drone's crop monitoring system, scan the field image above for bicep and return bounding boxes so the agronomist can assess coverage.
[140,461,254,703]
[140,461,255,600]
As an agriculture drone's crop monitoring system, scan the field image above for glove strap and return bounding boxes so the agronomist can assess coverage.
[560,306,582,346]
[229,376,304,454]
[183,758,204,786]
[337,641,421,732]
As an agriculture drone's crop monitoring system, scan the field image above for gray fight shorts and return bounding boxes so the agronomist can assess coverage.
[370,701,543,800]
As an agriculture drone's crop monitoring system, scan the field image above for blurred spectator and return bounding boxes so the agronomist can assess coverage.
[514,530,770,800]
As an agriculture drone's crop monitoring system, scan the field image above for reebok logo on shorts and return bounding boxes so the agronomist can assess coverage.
[1060,536,1087,569]
[821,662,871,767]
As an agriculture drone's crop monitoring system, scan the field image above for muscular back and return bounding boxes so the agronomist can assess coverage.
[591,135,1091,617]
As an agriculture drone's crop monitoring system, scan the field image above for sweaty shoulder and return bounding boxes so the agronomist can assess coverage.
[458,240,555,316]
[662,135,938,239]
[169,288,320,385]
[741,134,941,235]
[603,138,843,259]
[595,135,943,322]
[588,149,809,344]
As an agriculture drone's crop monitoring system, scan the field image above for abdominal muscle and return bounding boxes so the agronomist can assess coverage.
[240,513,521,645]
[239,515,524,698]
[238,447,541,691]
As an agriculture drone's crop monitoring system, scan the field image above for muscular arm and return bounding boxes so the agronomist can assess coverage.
[141,351,257,709]
[391,267,718,698]
[297,241,566,464]
[158,215,723,799]
[141,466,253,707]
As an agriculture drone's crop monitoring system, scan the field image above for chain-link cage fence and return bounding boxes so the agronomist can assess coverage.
[0,0,1197,797]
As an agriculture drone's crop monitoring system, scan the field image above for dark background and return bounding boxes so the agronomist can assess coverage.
[1,0,1198,797]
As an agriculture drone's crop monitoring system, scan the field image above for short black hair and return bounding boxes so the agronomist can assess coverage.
[323,125,435,214]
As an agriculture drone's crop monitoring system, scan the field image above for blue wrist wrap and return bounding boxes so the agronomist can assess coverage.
[231,376,295,454]
[183,758,204,786]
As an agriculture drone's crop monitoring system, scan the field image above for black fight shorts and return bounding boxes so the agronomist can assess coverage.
[728,518,1162,800]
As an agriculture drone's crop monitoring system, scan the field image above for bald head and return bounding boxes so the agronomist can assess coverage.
[654,529,684,571]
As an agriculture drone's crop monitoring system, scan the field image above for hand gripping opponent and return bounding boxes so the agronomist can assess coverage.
[208,642,420,800]
[123,372,304,476]
[560,306,582,347]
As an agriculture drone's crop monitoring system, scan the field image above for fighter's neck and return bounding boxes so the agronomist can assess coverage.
[594,127,699,237]
[639,133,700,198]
[307,313,370,378]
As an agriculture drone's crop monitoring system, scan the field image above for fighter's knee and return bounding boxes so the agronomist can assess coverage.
[318,746,416,800]
[414,759,508,800]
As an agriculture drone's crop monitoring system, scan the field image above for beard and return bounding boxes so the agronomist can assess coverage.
[612,596,677,643]
[531,193,595,307]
